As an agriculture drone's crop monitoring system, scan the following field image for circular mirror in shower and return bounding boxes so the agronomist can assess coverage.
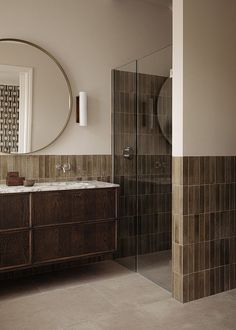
[157,77,172,145]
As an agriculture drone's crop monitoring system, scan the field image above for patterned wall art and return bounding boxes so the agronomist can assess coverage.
[0,85,19,153]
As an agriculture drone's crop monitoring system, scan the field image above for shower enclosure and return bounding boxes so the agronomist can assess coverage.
[112,46,172,291]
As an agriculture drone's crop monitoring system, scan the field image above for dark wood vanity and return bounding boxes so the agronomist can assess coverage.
[0,186,118,276]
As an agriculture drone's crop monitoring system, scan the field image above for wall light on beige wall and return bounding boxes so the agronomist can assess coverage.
[76,91,88,126]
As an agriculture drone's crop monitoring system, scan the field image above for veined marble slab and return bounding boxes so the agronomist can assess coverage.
[0,181,119,194]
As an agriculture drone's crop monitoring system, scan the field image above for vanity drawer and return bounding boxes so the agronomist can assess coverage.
[0,193,29,230]
[0,230,30,269]
[33,220,116,263]
[32,189,117,226]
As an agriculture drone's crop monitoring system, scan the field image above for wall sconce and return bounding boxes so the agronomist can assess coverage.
[76,91,87,126]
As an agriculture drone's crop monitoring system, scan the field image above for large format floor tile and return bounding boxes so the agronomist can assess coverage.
[0,261,236,330]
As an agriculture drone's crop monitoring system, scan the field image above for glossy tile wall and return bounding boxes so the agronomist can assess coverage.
[137,73,172,256]
[113,69,137,262]
[0,155,112,184]
[113,69,172,262]
[173,156,236,302]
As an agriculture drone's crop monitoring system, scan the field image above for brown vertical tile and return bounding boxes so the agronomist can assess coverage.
[224,265,230,291]
[225,156,235,183]
[173,243,183,274]
[183,215,189,245]
[199,242,205,271]
[204,185,210,213]
[183,185,189,215]
[0,155,12,179]
[199,214,205,242]
[216,156,225,183]
[210,240,215,269]
[183,245,189,275]
[229,264,235,289]
[210,269,215,295]
[172,185,180,215]
[214,240,220,268]
[183,157,188,186]
[204,270,210,297]
[26,156,40,179]
[188,186,200,215]
[189,273,194,301]
[183,275,189,303]
[188,157,200,185]
[219,266,224,293]
[209,157,216,184]
[172,157,181,185]
[173,214,180,244]
[214,267,220,294]
[189,244,194,274]
[198,271,205,299]
[205,241,210,270]
[209,184,216,212]
[172,272,183,302]
[194,243,200,273]
[204,214,210,241]
[39,155,46,179]
[200,157,204,185]
[67,155,77,178]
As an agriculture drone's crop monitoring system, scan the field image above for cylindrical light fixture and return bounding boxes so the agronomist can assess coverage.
[76,91,87,126]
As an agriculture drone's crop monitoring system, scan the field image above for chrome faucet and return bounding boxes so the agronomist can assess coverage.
[56,163,71,173]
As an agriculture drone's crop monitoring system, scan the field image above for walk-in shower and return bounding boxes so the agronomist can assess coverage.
[112,45,172,291]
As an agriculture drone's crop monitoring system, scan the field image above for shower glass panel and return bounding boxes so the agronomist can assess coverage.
[113,46,172,291]
[137,46,172,291]
[113,60,138,272]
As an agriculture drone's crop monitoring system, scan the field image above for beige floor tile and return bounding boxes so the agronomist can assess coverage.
[66,308,163,330]
[64,321,103,330]
[1,261,236,330]
[139,293,236,330]
[0,284,115,329]
[90,272,170,308]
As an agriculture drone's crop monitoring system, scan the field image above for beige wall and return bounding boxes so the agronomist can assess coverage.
[172,0,183,156]
[0,0,172,155]
[173,0,236,156]
[138,45,172,77]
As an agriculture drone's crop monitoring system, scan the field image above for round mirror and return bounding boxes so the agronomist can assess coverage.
[0,39,72,154]
[157,77,172,145]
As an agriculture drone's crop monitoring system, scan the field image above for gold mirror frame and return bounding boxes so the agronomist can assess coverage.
[0,38,73,154]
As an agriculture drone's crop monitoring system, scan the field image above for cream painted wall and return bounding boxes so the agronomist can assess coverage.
[0,0,172,155]
[173,0,236,156]
[172,0,183,156]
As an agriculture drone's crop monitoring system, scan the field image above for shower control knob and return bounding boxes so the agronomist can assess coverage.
[155,161,162,169]
[123,146,134,160]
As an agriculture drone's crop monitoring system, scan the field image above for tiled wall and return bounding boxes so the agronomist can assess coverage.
[138,73,172,255]
[0,155,112,183]
[172,156,236,302]
[113,69,172,260]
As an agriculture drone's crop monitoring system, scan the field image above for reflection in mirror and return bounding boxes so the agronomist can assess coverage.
[0,39,72,154]
[157,77,172,145]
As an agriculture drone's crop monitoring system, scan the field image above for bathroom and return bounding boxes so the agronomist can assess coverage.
[0,0,236,329]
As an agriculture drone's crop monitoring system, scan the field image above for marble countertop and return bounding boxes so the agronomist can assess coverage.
[0,181,119,194]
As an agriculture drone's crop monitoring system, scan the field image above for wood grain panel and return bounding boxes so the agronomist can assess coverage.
[32,191,72,226]
[0,231,30,268]
[33,221,116,263]
[32,189,116,226]
[0,194,29,230]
